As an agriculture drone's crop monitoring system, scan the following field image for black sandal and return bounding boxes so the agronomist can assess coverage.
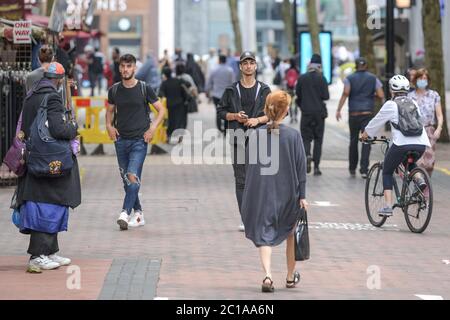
[261,276,275,293]
[286,271,301,288]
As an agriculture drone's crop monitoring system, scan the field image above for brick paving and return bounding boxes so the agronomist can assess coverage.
[1,86,449,300]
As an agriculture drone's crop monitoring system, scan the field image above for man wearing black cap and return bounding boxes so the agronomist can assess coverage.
[336,57,385,178]
[217,51,271,232]
[295,53,330,176]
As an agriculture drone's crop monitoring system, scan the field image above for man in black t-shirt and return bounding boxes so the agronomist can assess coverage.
[217,51,271,232]
[106,54,165,231]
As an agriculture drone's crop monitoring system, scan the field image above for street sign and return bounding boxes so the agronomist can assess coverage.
[13,20,31,44]
[299,31,333,84]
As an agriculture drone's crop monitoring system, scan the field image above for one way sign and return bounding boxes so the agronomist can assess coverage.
[13,21,32,44]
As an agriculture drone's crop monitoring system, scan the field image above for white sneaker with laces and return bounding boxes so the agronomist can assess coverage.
[29,255,60,270]
[49,254,71,266]
[117,211,129,230]
[128,211,145,228]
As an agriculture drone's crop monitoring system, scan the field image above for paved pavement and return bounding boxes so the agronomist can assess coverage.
[0,84,450,300]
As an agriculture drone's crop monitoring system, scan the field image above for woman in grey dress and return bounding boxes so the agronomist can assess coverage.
[242,91,308,293]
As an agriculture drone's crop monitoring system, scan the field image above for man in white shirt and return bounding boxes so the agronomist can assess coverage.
[362,75,430,217]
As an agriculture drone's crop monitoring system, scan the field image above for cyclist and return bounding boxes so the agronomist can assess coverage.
[361,75,430,217]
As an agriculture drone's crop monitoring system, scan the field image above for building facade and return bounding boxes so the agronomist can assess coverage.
[94,0,159,61]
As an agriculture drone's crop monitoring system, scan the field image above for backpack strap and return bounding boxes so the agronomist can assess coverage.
[139,80,152,121]
[110,82,120,127]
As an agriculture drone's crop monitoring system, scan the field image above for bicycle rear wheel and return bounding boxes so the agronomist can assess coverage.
[403,167,433,233]
[365,163,387,227]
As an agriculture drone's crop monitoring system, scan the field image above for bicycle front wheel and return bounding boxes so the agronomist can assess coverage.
[403,167,433,233]
[365,163,387,228]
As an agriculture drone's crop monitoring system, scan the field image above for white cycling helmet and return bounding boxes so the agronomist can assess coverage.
[389,75,410,93]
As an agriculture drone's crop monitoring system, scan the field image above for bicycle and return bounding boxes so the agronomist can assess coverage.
[363,137,433,233]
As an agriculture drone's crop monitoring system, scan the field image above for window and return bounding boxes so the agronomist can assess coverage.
[270,2,282,20]
[256,2,269,20]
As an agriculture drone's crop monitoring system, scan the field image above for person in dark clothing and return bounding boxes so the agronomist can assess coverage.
[87,47,104,96]
[16,62,80,272]
[296,54,330,176]
[336,57,385,178]
[158,67,190,142]
[217,51,271,232]
[242,91,308,293]
[185,53,205,93]
[111,47,121,84]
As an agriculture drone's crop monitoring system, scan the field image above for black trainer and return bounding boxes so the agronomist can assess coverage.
[314,167,322,176]
[307,156,312,174]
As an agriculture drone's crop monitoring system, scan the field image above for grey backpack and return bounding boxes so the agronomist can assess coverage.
[391,96,423,137]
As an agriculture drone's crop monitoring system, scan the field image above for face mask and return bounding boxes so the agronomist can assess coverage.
[416,79,428,89]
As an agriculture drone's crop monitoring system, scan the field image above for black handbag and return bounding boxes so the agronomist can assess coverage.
[294,208,310,261]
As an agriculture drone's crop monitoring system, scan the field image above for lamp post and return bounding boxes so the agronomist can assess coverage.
[386,0,395,82]
[293,0,298,54]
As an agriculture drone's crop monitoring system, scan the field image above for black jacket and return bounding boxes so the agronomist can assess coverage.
[295,71,330,118]
[218,81,271,131]
[17,78,81,209]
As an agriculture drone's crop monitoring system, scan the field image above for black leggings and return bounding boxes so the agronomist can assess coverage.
[383,144,426,190]
[28,231,59,257]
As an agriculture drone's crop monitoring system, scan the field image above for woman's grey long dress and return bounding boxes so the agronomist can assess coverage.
[241,124,307,248]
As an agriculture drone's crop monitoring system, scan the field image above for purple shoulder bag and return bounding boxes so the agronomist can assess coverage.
[3,112,26,177]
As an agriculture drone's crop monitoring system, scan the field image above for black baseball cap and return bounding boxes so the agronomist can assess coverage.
[240,51,256,63]
[355,57,367,66]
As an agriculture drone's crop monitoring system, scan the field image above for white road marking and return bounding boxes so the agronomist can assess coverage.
[309,222,400,232]
[415,295,444,300]
[154,297,169,300]
[312,201,339,207]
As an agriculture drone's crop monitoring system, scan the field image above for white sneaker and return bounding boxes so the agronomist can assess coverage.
[117,211,129,230]
[49,254,71,266]
[128,211,145,228]
[239,223,245,232]
[29,255,60,270]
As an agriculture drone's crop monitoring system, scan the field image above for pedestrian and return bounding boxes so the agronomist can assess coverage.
[86,47,104,96]
[206,55,234,134]
[285,58,300,124]
[336,57,385,178]
[158,67,190,143]
[26,45,54,92]
[106,54,166,230]
[185,53,205,93]
[217,51,271,232]
[362,75,430,217]
[111,47,121,84]
[205,48,219,79]
[408,68,444,176]
[136,53,161,93]
[16,62,80,272]
[241,90,308,293]
[175,63,198,113]
[296,54,330,176]
[159,49,172,70]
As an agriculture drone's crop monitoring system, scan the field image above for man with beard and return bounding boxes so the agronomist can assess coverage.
[106,54,165,230]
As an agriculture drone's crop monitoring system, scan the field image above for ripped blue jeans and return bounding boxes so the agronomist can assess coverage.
[114,137,148,215]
